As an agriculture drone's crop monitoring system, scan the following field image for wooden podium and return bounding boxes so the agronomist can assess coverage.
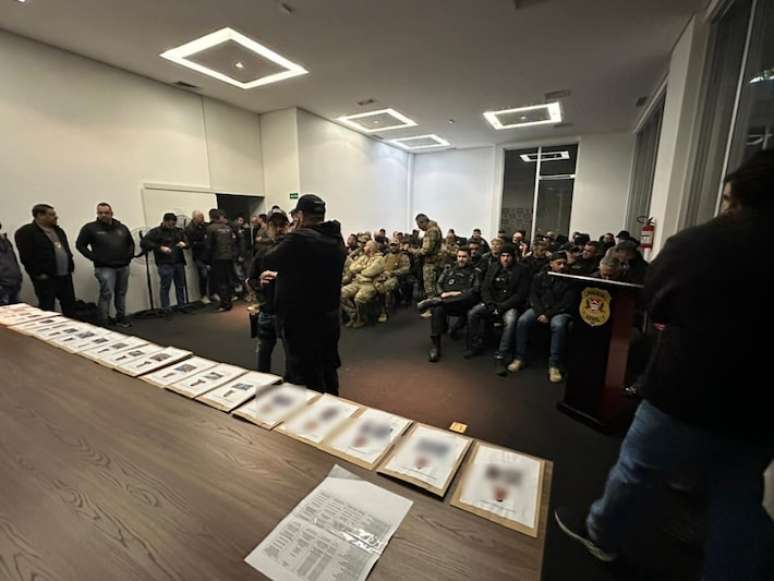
[550,273,644,432]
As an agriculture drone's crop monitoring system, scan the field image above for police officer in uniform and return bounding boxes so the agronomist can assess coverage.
[375,239,410,323]
[417,246,480,362]
[410,213,442,317]
[341,240,385,328]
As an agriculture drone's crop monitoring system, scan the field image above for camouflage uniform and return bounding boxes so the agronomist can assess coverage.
[375,251,410,295]
[417,220,442,298]
[441,241,460,267]
[341,253,385,327]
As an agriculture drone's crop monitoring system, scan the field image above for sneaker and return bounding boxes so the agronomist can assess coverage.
[549,367,563,383]
[554,508,617,563]
[420,311,433,319]
[377,311,388,323]
[352,319,366,329]
[200,296,211,305]
[507,359,525,373]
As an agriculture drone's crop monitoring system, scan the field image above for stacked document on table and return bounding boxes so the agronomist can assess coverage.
[320,409,413,470]
[8,315,63,335]
[0,306,57,326]
[245,465,412,581]
[80,335,144,362]
[232,383,321,429]
[141,357,218,387]
[115,347,192,377]
[100,343,163,369]
[276,394,362,447]
[196,371,282,412]
[166,364,246,398]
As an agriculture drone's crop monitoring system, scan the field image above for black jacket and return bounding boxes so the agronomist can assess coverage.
[624,253,649,284]
[14,222,75,278]
[528,270,576,318]
[248,239,278,315]
[568,256,599,276]
[75,219,134,268]
[639,209,772,443]
[140,225,187,266]
[522,254,549,277]
[185,221,209,261]
[481,262,531,312]
[437,263,480,302]
[205,222,238,262]
[0,234,22,287]
[264,221,346,318]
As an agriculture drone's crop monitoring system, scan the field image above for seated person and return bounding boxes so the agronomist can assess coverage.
[610,240,648,284]
[564,245,583,274]
[342,254,354,285]
[469,228,490,254]
[468,240,484,273]
[600,232,616,254]
[465,245,531,375]
[341,240,384,328]
[512,230,529,257]
[375,240,410,322]
[511,252,576,383]
[346,233,359,256]
[571,240,602,275]
[593,255,625,281]
[521,240,550,276]
[418,247,480,363]
[441,232,460,267]
[479,237,504,274]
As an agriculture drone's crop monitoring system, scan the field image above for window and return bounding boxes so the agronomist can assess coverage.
[626,95,664,234]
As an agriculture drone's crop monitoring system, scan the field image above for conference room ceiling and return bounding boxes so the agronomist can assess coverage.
[0,0,705,150]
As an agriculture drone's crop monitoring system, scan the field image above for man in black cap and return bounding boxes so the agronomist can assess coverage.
[262,194,347,394]
[140,213,188,311]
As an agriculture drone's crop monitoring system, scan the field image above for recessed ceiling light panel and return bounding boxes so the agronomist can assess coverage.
[483,102,562,130]
[520,150,570,163]
[390,134,450,150]
[337,108,417,133]
[160,27,308,89]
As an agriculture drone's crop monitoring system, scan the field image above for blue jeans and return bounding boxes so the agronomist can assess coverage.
[0,284,21,306]
[194,258,210,298]
[588,401,773,581]
[514,308,572,368]
[466,303,519,358]
[256,311,278,373]
[94,266,129,322]
[157,263,186,309]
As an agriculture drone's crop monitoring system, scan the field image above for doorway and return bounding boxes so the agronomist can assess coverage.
[215,193,264,222]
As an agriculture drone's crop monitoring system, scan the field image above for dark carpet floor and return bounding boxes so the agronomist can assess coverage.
[128,301,703,581]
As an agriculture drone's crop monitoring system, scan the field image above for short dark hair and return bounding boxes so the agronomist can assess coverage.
[415,213,429,222]
[724,150,774,210]
[473,228,481,233]
[163,212,177,222]
[208,208,219,221]
[97,202,112,209]
[457,246,471,255]
[613,240,638,257]
[32,203,53,218]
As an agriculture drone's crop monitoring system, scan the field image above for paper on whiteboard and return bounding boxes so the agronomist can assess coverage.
[382,425,469,489]
[326,409,411,465]
[458,445,541,529]
[244,465,412,581]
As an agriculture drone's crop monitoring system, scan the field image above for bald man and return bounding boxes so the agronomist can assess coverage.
[185,210,211,304]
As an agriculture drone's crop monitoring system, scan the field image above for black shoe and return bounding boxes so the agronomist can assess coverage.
[463,346,480,359]
[624,383,643,399]
[114,317,132,329]
[495,358,508,377]
[428,336,441,363]
[554,507,617,563]
[417,297,441,313]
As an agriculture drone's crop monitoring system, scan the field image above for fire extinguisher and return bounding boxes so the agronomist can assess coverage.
[638,216,655,259]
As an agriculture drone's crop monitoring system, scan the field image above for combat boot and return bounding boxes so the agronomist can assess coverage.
[428,336,441,363]
[417,297,442,313]
[352,302,368,329]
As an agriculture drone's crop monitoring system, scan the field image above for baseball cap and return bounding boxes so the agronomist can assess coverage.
[267,207,289,224]
[292,193,326,214]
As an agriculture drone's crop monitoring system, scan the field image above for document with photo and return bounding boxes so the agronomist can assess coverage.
[8,315,63,335]
[245,465,412,581]
[81,336,147,361]
[232,383,320,429]
[50,325,103,350]
[277,394,361,446]
[101,343,163,369]
[141,357,217,387]
[322,408,412,469]
[166,363,247,398]
[67,331,123,354]
[196,371,282,412]
[115,347,192,377]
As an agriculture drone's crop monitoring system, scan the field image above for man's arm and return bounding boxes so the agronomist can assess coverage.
[75,224,94,262]
[498,267,530,312]
[395,254,410,277]
[124,225,135,260]
[14,227,40,277]
[529,275,546,315]
[361,256,385,279]
[480,265,495,305]
[140,228,161,253]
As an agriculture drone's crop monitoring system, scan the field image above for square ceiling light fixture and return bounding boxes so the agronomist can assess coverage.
[483,102,562,130]
[520,150,570,163]
[160,27,308,89]
[390,134,450,150]
[336,108,418,133]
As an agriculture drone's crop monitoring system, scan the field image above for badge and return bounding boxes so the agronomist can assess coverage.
[448,278,455,286]
[580,287,612,327]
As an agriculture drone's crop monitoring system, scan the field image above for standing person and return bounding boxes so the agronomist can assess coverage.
[470,228,490,254]
[185,210,211,304]
[248,208,289,373]
[140,213,188,311]
[0,222,23,305]
[418,247,480,362]
[206,210,238,313]
[263,194,346,394]
[555,151,774,581]
[250,213,269,255]
[410,213,443,315]
[75,203,134,327]
[14,204,76,315]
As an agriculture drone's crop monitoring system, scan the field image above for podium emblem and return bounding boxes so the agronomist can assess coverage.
[580,287,612,327]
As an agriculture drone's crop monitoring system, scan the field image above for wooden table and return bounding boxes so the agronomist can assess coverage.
[0,328,552,581]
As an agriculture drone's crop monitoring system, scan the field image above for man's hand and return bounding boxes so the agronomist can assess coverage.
[176,241,187,248]
[160,246,172,254]
[537,314,549,324]
[259,270,278,287]
[441,291,462,299]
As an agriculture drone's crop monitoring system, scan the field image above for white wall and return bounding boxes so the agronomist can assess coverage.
[649,15,709,253]
[260,108,300,208]
[411,147,496,239]
[297,109,410,236]
[571,131,634,236]
[0,30,263,313]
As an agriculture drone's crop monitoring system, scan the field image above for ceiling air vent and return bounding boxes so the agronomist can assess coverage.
[545,89,571,101]
[173,80,200,90]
